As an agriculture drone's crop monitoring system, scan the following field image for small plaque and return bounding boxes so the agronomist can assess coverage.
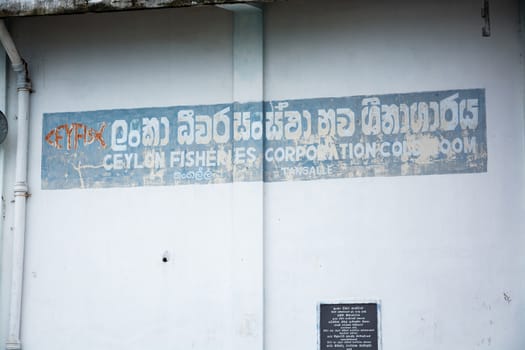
[319,301,381,350]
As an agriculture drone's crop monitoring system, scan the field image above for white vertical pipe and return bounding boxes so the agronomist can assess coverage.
[6,87,29,350]
[0,47,8,350]
[0,20,31,350]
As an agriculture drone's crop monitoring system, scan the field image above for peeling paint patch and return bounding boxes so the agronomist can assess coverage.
[264,89,487,182]
[41,89,487,190]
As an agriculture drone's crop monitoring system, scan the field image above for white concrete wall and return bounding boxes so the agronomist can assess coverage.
[264,0,525,349]
[1,7,239,350]
[0,0,523,350]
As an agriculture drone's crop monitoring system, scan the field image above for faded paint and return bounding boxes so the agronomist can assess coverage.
[0,2,522,350]
[41,89,487,189]
[0,0,274,17]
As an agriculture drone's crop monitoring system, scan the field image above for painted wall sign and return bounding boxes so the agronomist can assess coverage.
[42,89,487,189]
[318,301,382,350]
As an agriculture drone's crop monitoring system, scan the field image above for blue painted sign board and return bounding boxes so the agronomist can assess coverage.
[42,89,487,189]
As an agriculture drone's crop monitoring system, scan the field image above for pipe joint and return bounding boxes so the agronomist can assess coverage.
[13,182,27,196]
[14,61,30,91]
[16,75,31,91]
[6,340,21,350]
[11,62,24,73]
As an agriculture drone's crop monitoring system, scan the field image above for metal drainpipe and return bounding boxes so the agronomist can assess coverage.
[0,20,31,350]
